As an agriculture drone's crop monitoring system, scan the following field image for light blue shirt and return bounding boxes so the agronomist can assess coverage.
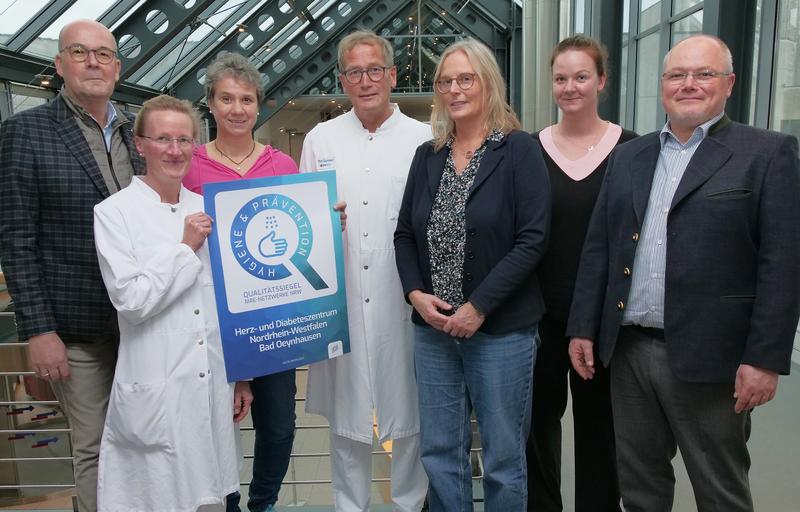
[102,101,118,151]
[623,111,725,328]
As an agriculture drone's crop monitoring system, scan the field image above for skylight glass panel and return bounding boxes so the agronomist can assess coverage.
[0,0,51,46]
[23,0,119,59]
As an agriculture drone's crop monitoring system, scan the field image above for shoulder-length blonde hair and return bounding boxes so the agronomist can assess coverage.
[430,38,520,151]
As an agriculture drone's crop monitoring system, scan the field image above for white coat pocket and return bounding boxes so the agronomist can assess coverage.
[106,381,172,451]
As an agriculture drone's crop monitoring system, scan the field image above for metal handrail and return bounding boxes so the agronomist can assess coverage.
[0,337,486,500]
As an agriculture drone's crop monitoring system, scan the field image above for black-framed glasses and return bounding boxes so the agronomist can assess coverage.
[435,73,477,94]
[59,44,117,65]
[341,66,389,84]
[661,70,731,84]
[138,135,195,148]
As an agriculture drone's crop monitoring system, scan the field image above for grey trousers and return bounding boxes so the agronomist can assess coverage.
[610,327,753,512]
[51,339,117,512]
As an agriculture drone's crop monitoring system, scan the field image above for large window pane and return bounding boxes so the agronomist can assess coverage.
[749,0,763,125]
[636,32,661,133]
[673,0,702,14]
[771,0,800,139]
[12,94,48,114]
[619,44,629,123]
[671,10,703,46]
[622,0,631,43]
[640,0,663,32]
[8,84,52,114]
[574,0,586,34]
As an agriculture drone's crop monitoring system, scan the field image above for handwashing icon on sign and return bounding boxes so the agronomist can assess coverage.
[231,193,328,289]
[258,215,288,258]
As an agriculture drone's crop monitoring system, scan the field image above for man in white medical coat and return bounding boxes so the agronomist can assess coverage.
[299,30,431,511]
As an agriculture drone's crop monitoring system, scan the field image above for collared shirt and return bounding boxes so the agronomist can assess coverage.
[101,101,117,150]
[623,111,725,328]
[61,91,134,194]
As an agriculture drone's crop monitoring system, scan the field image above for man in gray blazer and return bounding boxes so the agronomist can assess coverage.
[567,34,799,512]
[0,20,143,511]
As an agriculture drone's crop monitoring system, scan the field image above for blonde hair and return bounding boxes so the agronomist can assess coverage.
[337,30,393,71]
[430,39,520,151]
[134,95,201,139]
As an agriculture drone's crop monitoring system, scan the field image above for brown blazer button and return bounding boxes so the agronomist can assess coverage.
[632,232,639,242]
[617,300,625,310]
[623,267,631,276]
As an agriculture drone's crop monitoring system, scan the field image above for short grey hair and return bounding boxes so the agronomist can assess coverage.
[663,34,733,73]
[204,52,264,103]
[337,30,393,72]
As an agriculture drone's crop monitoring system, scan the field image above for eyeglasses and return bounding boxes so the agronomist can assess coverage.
[342,66,389,84]
[435,73,477,94]
[139,135,195,148]
[59,44,117,65]
[661,70,731,84]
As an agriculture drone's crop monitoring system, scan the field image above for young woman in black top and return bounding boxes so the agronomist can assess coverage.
[526,35,637,512]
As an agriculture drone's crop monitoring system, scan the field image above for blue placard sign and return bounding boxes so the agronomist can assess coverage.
[203,171,350,382]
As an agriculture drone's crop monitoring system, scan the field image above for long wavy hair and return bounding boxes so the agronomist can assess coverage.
[430,39,520,151]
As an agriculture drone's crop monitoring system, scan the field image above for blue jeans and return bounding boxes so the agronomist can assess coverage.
[414,325,537,512]
[247,369,297,511]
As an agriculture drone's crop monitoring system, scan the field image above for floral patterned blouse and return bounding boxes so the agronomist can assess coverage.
[426,129,504,309]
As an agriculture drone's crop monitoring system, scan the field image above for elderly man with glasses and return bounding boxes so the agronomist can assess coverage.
[299,30,431,512]
[567,34,800,512]
[0,19,144,511]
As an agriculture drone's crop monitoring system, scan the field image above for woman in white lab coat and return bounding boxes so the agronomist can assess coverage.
[94,95,252,512]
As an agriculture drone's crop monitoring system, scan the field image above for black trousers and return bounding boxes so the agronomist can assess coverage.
[526,315,621,512]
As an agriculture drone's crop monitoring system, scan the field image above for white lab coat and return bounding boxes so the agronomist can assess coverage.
[299,106,432,443]
[94,177,240,512]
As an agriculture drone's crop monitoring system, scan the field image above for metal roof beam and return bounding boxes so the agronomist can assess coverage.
[0,47,160,105]
[469,0,514,30]
[112,0,222,81]
[424,0,504,45]
[4,0,75,52]
[0,48,57,85]
[425,0,521,100]
[99,0,150,29]
[170,0,316,101]
[255,0,411,127]
[128,0,264,86]
[305,9,460,95]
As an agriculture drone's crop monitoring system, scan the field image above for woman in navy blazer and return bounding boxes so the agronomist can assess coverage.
[394,39,550,510]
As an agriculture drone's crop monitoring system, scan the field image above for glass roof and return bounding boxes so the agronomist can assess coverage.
[248,0,332,73]
[24,0,121,59]
[132,0,263,88]
[0,0,51,45]
[0,0,512,110]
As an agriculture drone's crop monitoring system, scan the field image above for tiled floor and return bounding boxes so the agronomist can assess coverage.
[251,357,800,511]
[558,360,800,511]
